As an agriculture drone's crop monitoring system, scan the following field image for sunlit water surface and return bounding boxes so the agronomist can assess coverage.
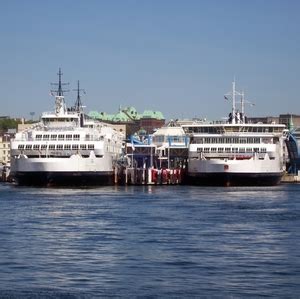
[0,183,299,298]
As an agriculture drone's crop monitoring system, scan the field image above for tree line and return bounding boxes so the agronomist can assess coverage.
[0,118,35,132]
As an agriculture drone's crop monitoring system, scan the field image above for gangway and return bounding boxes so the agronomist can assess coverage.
[285,131,300,173]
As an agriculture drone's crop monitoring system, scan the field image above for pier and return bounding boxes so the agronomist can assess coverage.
[115,166,186,185]
[114,133,188,185]
[281,172,300,183]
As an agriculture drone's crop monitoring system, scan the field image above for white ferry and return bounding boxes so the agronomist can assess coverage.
[182,81,287,186]
[10,69,124,186]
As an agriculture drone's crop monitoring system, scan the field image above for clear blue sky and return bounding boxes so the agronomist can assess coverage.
[0,0,299,121]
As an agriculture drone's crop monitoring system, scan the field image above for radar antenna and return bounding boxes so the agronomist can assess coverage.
[73,80,85,113]
[50,68,70,96]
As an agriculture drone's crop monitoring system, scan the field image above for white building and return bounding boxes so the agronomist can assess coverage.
[0,134,11,166]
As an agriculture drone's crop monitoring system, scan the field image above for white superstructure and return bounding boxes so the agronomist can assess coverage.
[152,121,189,169]
[182,81,287,186]
[10,70,124,186]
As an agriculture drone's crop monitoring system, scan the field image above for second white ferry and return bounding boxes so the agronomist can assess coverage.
[182,81,287,186]
[10,69,124,186]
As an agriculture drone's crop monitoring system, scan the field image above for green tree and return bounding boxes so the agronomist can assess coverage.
[0,118,19,131]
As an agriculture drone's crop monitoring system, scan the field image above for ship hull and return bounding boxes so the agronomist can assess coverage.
[13,171,114,187]
[10,154,116,187]
[187,158,284,186]
[187,172,283,186]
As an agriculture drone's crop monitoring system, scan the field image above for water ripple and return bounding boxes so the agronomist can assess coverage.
[0,184,299,297]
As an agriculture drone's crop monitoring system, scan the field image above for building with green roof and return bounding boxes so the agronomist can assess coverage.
[88,106,165,137]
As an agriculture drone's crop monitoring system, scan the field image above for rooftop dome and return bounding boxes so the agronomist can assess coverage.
[112,111,130,122]
[89,111,101,119]
[123,106,140,120]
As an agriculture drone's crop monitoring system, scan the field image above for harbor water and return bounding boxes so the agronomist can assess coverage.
[0,183,299,298]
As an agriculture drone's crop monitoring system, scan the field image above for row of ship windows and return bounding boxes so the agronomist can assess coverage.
[35,134,81,141]
[197,147,267,153]
[185,127,283,133]
[191,137,277,144]
[18,144,95,150]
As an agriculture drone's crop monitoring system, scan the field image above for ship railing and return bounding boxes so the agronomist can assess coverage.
[41,111,55,116]
[42,127,78,133]
[43,122,78,128]
[12,134,34,142]
[192,152,256,159]
[11,149,102,157]
[194,152,274,160]
[11,134,104,142]
[41,111,79,116]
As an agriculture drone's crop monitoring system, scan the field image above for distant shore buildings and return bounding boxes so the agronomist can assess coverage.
[0,134,10,166]
[247,114,300,129]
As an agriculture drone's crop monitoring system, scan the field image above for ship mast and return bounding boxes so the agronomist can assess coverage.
[51,68,69,96]
[225,79,243,124]
[241,90,245,123]
[240,90,255,124]
[73,80,85,113]
[50,68,70,115]
[57,68,63,96]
